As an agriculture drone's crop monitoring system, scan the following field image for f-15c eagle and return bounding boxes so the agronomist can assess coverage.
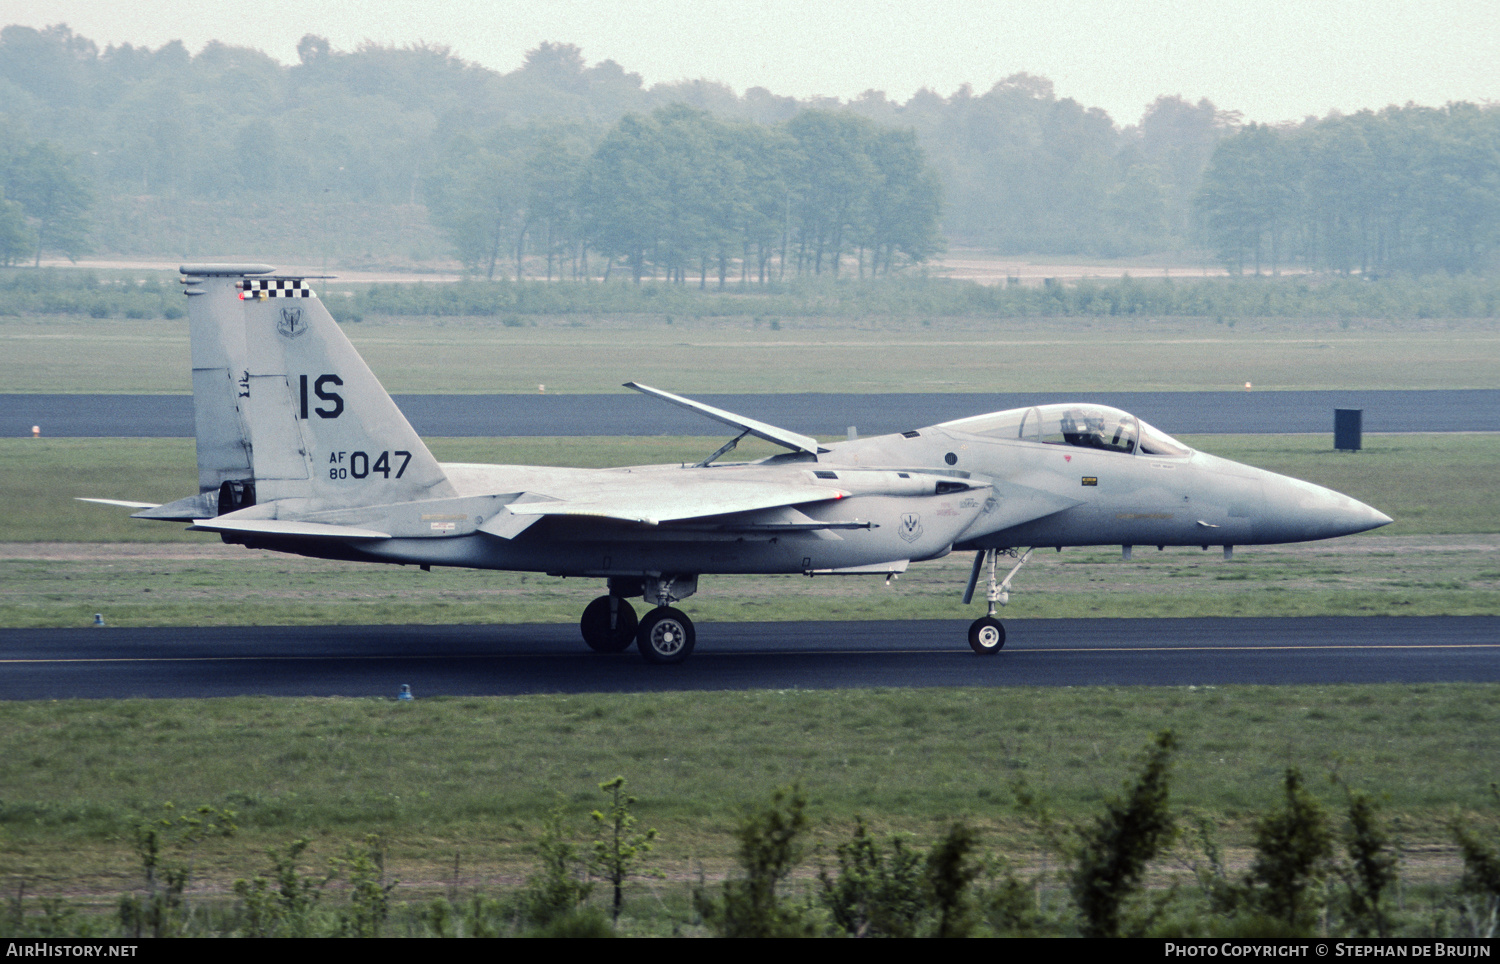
[86,264,1392,663]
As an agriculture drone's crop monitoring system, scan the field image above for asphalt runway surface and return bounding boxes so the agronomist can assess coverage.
[3,617,1496,700]
[6,389,1498,438]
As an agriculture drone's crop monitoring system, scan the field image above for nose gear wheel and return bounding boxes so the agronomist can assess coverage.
[968,616,1005,655]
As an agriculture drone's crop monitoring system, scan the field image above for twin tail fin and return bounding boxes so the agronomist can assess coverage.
[180,263,454,515]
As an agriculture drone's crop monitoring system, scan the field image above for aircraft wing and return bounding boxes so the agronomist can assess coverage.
[488,475,848,530]
[624,382,823,456]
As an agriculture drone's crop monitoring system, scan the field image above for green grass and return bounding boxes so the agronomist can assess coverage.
[1,684,1495,895]
[4,313,1498,393]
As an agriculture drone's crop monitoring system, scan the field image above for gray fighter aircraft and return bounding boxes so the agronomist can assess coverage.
[88,264,1392,663]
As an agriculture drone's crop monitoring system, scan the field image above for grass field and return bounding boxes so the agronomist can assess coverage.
[2,684,1496,903]
[4,313,1499,394]
[3,308,1496,935]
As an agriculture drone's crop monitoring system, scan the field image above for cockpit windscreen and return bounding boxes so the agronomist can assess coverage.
[939,404,1191,457]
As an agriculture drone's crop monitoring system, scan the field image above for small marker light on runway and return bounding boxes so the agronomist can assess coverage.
[32,425,40,437]
[398,684,414,701]
[94,613,105,627]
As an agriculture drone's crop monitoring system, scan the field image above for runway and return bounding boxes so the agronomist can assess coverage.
[2,617,1496,700]
[6,389,1498,438]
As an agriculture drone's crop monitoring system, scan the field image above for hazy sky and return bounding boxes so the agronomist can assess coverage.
[1,0,1494,126]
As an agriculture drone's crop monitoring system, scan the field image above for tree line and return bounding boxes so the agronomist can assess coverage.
[0,127,91,266]
[0,24,1495,275]
[1197,104,1500,275]
[426,106,942,283]
[0,25,1271,266]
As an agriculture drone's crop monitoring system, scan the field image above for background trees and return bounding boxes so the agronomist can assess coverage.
[428,106,945,283]
[1195,105,1500,274]
[425,121,597,280]
[0,128,92,264]
[0,24,1494,275]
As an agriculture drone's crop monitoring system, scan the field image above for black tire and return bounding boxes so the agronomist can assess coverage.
[637,607,695,664]
[968,616,1005,655]
[580,595,638,653]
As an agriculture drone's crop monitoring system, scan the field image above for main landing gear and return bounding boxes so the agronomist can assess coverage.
[580,594,638,653]
[963,548,1033,655]
[579,575,698,664]
[637,607,695,664]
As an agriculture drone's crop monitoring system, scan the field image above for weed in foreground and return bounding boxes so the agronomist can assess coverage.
[117,803,236,939]
[696,784,816,937]
[589,776,660,922]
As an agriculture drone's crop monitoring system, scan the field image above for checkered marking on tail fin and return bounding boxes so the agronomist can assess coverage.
[238,278,313,300]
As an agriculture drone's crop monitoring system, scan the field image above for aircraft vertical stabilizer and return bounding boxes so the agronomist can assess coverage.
[182,264,264,497]
[182,264,455,512]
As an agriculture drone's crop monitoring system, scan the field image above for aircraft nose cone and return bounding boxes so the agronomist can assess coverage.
[1257,474,1393,543]
[1334,498,1393,536]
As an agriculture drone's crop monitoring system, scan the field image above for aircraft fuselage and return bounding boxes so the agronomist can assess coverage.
[104,264,1392,663]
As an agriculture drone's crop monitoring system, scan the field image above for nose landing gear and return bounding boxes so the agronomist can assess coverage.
[968,616,1005,654]
[963,547,1032,656]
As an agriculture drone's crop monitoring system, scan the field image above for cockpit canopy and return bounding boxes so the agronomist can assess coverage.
[938,403,1192,457]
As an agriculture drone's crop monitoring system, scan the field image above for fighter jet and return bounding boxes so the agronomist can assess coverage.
[87,264,1392,663]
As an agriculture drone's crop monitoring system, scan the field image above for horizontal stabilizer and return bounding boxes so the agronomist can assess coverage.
[625,383,822,456]
[77,497,159,509]
[134,492,220,520]
[77,492,219,520]
[188,518,391,540]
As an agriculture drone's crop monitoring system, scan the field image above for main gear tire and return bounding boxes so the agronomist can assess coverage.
[637,607,695,664]
[580,595,638,653]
